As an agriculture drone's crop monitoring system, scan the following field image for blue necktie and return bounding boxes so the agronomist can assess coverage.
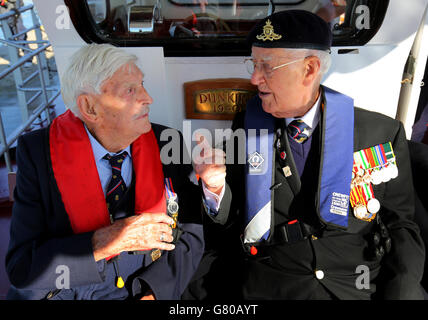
[287,119,310,143]
[104,151,128,217]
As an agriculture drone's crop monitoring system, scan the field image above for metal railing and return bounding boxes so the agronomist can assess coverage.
[0,4,59,185]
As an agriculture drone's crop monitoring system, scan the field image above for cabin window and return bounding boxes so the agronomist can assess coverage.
[65,0,389,56]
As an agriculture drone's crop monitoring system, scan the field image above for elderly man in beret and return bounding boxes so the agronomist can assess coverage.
[190,10,426,300]
[6,44,204,300]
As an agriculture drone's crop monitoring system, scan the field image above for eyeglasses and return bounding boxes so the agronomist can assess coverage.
[244,57,306,78]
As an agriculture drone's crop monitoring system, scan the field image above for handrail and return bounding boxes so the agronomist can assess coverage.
[9,24,41,40]
[0,90,60,157]
[17,86,58,92]
[0,43,51,79]
[0,4,34,21]
[0,38,32,52]
[0,113,11,172]
[0,4,58,177]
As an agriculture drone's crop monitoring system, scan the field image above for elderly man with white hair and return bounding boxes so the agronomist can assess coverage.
[6,44,204,300]
[190,10,426,300]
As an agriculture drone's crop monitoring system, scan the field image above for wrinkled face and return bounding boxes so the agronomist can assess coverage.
[93,62,153,143]
[250,47,310,118]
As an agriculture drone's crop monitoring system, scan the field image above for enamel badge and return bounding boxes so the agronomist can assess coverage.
[248,151,265,174]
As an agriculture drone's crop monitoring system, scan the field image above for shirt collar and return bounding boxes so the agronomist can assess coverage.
[285,94,322,130]
[84,124,131,162]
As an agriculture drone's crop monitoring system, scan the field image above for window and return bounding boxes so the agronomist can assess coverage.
[65,0,389,56]
[169,0,302,4]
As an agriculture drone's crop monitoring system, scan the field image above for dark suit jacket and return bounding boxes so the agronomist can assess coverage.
[5,123,204,300]
[186,92,425,300]
[408,140,428,291]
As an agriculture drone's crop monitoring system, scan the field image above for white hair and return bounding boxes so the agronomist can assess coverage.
[61,44,140,117]
[283,48,332,77]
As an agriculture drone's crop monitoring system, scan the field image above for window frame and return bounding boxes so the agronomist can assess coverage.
[64,0,390,57]
[167,0,305,6]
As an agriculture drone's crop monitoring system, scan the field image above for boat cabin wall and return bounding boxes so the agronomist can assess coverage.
[33,0,428,143]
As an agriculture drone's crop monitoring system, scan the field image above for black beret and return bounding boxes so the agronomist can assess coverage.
[247,10,332,52]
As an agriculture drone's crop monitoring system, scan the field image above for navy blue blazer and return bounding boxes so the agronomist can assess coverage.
[5,123,204,300]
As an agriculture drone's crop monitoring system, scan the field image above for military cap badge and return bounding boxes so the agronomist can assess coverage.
[256,19,282,42]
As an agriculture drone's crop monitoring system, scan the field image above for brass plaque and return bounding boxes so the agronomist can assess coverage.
[184,79,257,120]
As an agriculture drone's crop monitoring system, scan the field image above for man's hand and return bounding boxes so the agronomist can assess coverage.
[193,134,226,195]
[92,213,175,261]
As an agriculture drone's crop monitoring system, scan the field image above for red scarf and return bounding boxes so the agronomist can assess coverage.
[49,110,166,234]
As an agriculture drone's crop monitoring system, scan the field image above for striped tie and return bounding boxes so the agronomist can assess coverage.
[287,119,310,143]
[104,151,128,215]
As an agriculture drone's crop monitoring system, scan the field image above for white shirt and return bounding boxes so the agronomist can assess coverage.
[84,125,132,196]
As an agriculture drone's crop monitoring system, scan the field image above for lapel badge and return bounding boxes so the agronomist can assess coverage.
[282,165,292,177]
[248,151,265,174]
[256,19,282,42]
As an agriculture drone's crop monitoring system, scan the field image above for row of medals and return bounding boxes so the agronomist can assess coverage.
[351,162,398,221]
[150,197,179,262]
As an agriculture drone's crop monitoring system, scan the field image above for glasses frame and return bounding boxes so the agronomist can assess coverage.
[244,56,307,78]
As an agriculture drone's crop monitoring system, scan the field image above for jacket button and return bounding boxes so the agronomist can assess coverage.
[315,269,325,280]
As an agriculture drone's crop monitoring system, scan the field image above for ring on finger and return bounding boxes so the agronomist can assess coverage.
[160,233,165,242]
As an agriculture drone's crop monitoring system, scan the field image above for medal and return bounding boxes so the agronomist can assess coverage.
[367,198,380,214]
[360,183,378,221]
[381,167,391,183]
[167,199,179,214]
[382,142,398,179]
[350,183,377,221]
[350,142,398,221]
[370,169,382,185]
[388,163,398,179]
[167,199,179,229]
[151,249,162,262]
[354,204,368,220]
[165,177,179,229]
[350,185,366,209]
